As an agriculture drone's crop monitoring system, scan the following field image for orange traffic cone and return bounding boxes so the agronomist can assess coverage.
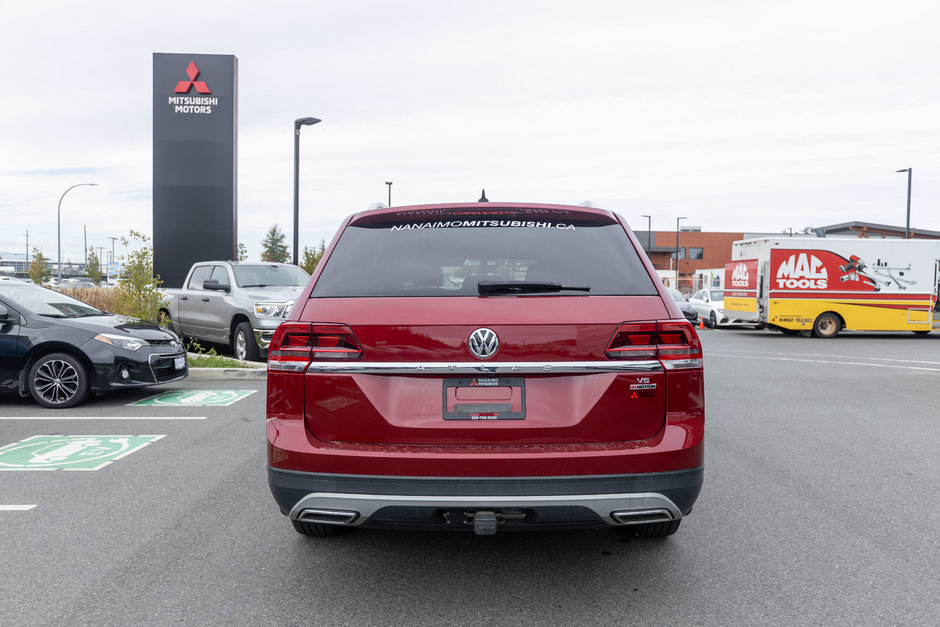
[698,319,705,330]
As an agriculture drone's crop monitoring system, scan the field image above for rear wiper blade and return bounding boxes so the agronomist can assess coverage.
[477,281,591,295]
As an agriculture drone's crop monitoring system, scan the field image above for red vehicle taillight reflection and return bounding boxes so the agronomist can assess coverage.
[268,322,363,372]
[605,321,702,370]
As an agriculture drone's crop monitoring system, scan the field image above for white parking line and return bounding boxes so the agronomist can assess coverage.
[0,505,37,511]
[0,416,207,420]
[707,352,940,373]
[710,348,940,366]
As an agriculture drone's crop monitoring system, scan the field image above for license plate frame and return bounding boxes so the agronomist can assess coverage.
[174,355,186,370]
[442,377,526,421]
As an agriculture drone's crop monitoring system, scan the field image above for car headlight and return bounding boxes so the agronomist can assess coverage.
[255,301,293,318]
[94,333,146,351]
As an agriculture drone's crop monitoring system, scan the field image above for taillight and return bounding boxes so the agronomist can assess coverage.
[606,321,702,370]
[267,322,363,373]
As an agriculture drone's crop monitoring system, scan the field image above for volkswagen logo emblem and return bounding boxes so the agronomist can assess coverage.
[468,328,499,360]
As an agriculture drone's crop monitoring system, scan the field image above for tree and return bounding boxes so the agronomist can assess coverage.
[85,247,103,284]
[115,230,167,323]
[29,249,51,284]
[237,242,248,261]
[300,239,327,274]
[260,224,290,263]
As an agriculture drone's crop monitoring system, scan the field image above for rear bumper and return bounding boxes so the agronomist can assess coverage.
[268,466,703,530]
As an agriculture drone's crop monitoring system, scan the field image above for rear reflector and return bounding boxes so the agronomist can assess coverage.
[268,322,363,373]
[606,321,702,370]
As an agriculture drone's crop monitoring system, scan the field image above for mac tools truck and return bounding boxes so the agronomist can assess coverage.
[723,237,940,338]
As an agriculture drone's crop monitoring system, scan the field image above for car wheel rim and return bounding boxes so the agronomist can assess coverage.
[235,332,246,360]
[34,359,79,405]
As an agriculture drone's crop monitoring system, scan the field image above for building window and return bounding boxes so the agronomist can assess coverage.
[688,247,704,260]
[671,248,686,260]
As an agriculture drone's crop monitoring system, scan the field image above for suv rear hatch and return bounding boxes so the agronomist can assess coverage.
[273,205,700,446]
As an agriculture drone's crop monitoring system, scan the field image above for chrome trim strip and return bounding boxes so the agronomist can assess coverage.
[290,491,682,527]
[300,360,664,375]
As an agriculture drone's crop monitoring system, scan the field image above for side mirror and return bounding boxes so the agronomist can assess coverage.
[0,304,15,324]
[202,279,229,292]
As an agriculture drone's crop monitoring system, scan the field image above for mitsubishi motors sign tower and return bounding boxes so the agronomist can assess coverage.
[153,53,238,288]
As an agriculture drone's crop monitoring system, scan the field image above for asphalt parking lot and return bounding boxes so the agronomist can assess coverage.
[0,329,937,625]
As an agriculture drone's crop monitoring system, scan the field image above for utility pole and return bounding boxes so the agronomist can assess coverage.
[84,225,88,268]
[108,237,119,264]
[25,230,29,268]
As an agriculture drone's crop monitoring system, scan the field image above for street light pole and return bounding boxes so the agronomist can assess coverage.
[896,168,912,239]
[641,214,652,255]
[385,181,393,207]
[293,117,321,266]
[675,216,687,289]
[57,183,96,281]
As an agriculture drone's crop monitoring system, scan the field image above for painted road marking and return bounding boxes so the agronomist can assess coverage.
[0,505,37,511]
[709,348,940,367]
[0,435,165,471]
[129,389,257,407]
[707,352,940,373]
[0,416,206,420]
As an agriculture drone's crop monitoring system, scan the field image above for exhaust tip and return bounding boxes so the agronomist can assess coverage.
[610,509,674,526]
[298,508,359,526]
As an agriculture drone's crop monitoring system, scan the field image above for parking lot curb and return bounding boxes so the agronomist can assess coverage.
[188,367,267,381]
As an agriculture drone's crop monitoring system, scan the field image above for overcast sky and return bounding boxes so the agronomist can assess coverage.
[2,1,939,265]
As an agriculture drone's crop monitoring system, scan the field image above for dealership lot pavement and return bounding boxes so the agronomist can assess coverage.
[1,330,937,625]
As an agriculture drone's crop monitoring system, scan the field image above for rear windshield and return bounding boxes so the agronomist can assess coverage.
[312,218,657,297]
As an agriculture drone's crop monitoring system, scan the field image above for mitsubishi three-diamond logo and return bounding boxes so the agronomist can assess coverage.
[167,60,218,115]
[174,61,211,94]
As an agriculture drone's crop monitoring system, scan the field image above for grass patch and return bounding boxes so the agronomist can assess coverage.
[187,353,252,369]
[186,338,253,369]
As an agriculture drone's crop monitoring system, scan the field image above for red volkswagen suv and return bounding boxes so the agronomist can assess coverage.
[266,202,704,538]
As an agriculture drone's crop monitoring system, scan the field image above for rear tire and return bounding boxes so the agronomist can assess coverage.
[234,322,260,361]
[626,519,681,539]
[291,519,346,537]
[812,312,841,338]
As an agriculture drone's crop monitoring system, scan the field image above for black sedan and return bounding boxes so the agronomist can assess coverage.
[0,283,187,408]
[667,288,700,325]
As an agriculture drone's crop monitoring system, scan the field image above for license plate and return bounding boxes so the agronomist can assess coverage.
[443,377,526,420]
[174,356,186,370]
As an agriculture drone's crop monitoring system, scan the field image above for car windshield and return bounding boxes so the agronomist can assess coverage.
[232,264,310,288]
[668,289,687,302]
[312,217,658,297]
[0,284,104,317]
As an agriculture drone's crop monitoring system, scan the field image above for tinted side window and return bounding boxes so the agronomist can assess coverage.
[187,266,212,290]
[313,221,657,298]
[209,265,231,289]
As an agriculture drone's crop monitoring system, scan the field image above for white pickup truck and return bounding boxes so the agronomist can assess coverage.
[160,261,310,361]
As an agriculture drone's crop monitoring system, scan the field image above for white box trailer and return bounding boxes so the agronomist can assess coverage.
[724,237,940,337]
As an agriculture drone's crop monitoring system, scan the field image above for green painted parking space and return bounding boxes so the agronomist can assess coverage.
[0,435,164,471]
[129,389,257,407]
